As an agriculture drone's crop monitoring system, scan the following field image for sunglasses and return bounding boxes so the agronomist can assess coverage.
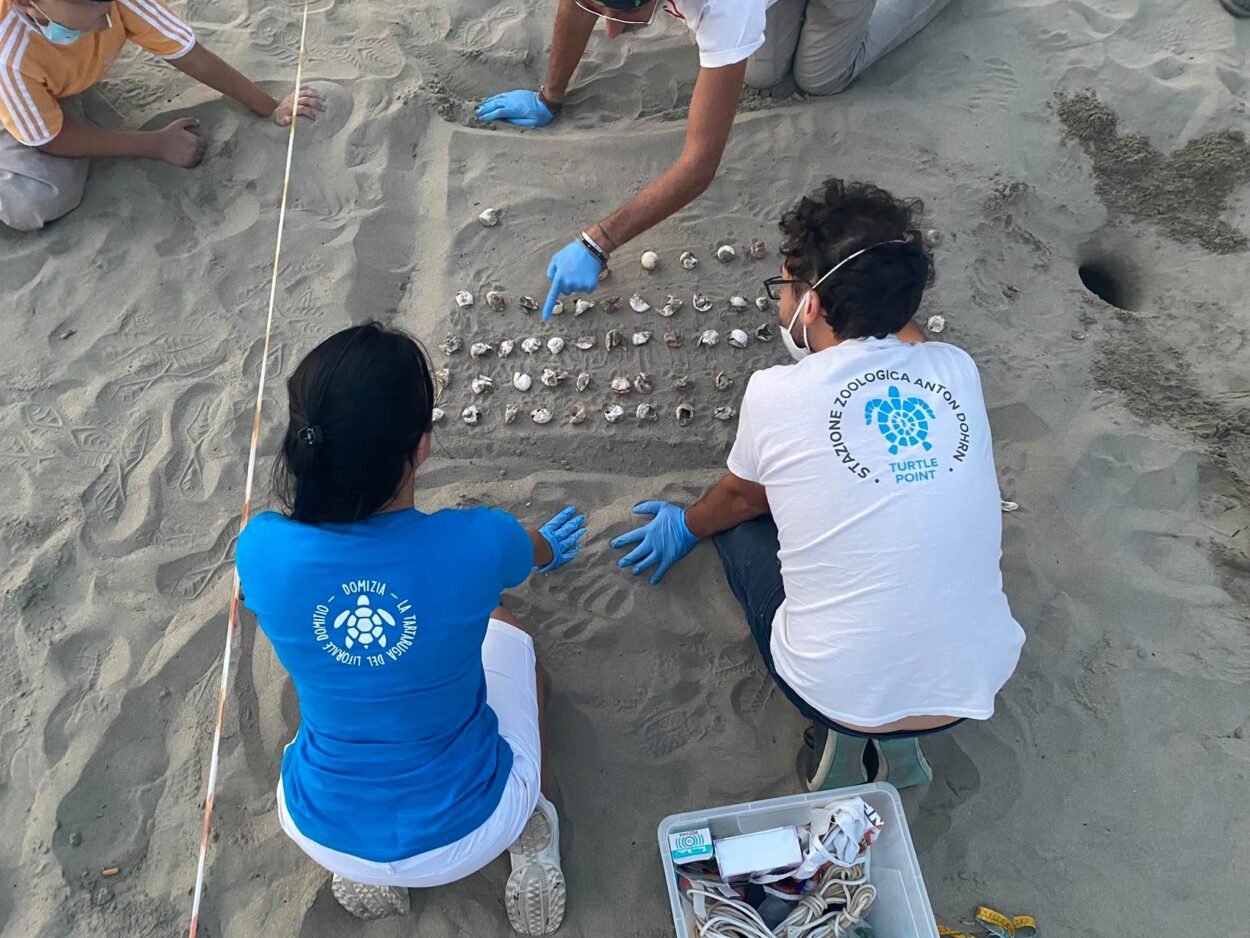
[574,0,660,32]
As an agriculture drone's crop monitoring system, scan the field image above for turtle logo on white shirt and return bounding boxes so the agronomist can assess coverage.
[864,386,937,455]
[334,594,397,649]
[827,367,976,486]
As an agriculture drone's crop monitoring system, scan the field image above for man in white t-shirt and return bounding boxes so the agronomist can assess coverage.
[474,0,952,319]
[611,178,1024,790]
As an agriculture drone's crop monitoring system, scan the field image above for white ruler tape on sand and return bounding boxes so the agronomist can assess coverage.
[188,1,312,935]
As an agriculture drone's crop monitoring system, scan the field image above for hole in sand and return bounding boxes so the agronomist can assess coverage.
[1077,255,1142,311]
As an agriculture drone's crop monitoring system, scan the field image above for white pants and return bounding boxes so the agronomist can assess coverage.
[746,0,953,95]
[0,98,87,232]
[278,619,543,888]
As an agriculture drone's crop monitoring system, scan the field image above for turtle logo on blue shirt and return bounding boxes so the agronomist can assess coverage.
[333,594,397,649]
[864,385,936,455]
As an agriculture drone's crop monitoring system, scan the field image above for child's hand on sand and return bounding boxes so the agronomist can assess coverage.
[153,118,207,168]
[272,87,325,127]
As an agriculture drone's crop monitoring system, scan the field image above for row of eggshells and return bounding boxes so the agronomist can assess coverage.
[479,207,763,269]
[439,326,760,359]
[446,400,729,427]
[453,290,771,316]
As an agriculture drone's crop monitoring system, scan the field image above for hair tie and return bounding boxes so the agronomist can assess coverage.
[298,425,323,446]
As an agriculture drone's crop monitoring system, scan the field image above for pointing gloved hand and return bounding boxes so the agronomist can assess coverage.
[536,506,588,573]
[475,90,555,128]
[610,501,699,585]
[542,240,604,320]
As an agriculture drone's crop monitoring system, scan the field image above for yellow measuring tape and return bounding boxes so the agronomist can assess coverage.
[186,0,312,935]
[939,906,1037,938]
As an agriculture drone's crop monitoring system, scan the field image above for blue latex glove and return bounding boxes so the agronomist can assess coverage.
[475,90,555,128]
[536,506,588,573]
[543,240,604,320]
[610,501,699,585]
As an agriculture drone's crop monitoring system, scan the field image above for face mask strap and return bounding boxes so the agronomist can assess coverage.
[30,2,110,39]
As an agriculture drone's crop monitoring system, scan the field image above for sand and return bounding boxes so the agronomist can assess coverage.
[1,0,1248,934]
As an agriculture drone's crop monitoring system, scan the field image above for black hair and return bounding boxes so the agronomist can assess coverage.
[779,178,935,340]
[274,322,435,525]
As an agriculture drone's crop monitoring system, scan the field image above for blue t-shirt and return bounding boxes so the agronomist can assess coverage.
[236,506,534,862]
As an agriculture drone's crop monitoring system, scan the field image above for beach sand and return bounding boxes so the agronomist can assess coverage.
[1,0,1248,934]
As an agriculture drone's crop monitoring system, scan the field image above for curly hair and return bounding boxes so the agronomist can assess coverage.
[779,178,935,340]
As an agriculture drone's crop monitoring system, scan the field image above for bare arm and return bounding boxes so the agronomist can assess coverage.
[685,471,770,540]
[40,117,160,159]
[41,115,205,166]
[169,44,278,117]
[542,0,599,104]
[589,60,746,251]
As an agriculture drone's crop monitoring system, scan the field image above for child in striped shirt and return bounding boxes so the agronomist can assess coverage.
[0,0,322,231]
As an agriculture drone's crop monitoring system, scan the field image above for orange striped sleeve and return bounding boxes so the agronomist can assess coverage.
[117,0,196,60]
[0,11,60,146]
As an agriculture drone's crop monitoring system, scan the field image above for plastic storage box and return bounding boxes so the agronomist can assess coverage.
[657,782,938,937]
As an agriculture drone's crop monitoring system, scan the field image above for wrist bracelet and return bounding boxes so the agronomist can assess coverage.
[580,230,610,263]
[537,86,563,116]
[578,232,609,267]
[595,224,619,251]
[578,236,607,267]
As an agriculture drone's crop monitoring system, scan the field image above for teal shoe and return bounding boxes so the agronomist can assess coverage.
[799,725,869,791]
[873,737,933,789]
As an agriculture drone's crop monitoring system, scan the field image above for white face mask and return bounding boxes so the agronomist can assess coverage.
[781,292,812,362]
[780,240,910,363]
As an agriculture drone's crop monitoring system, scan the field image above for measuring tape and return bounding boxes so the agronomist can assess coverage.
[186,1,312,934]
[939,906,1038,938]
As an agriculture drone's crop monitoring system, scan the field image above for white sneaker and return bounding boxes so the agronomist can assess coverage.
[330,874,410,920]
[505,795,567,935]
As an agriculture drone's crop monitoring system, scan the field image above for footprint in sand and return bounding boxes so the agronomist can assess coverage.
[155,519,240,601]
[166,384,228,500]
[729,669,778,722]
[966,57,1020,116]
[21,403,64,431]
[80,416,159,525]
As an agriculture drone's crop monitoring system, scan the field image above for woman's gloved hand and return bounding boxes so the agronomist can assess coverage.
[542,240,604,320]
[610,501,699,585]
[536,506,588,572]
[475,90,555,128]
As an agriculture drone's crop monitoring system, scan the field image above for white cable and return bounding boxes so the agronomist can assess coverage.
[687,884,775,938]
[688,862,877,938]
[778,865,876,938]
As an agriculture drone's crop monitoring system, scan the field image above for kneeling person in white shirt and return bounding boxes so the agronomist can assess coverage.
[610,178,1024,790]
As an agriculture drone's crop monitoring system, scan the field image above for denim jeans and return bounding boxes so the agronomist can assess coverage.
[713,514,962,740]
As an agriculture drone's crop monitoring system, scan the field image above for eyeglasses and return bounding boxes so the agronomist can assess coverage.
[762,275,808,301]
[573,0,660,31]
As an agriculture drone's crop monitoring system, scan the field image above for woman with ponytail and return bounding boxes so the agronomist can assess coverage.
[238,322,584,934]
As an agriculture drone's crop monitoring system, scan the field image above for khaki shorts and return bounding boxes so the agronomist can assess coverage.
[0,98,87,232]
[746,0,952,95]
